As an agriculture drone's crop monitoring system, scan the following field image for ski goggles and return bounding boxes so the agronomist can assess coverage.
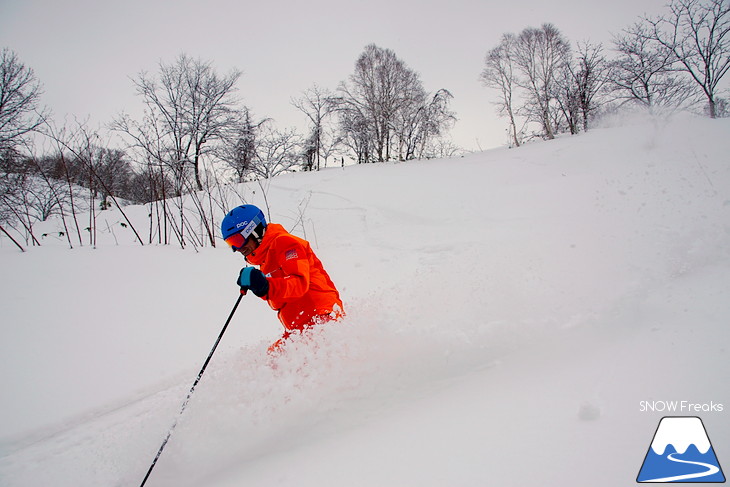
[224,232,249,252]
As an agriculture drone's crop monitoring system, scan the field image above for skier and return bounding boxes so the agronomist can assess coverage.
[221,204,344,354]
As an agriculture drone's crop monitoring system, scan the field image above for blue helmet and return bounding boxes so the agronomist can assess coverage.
[221,205,267,242]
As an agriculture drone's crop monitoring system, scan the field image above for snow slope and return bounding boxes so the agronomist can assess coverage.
[1,113,729,486]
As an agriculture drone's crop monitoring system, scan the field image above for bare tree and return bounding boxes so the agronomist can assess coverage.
[645,0,730,118]
[111,55,243,249]
[338,44,406,161]
[114,53,242,193]
[481,33,523,147]
[249,124,302,179]
[43,120,144,246]
[396,88,456,160]
[337,45,421,161]
[0,48,47,153]
[572,42,612,131]
[555,41,612,134]
[84,147,133,210]
[218,109,268,182]
[554,64,582,135]
[336,44,455,162]
[336,105,371,164]
[317,123,344,166]
[1,150,41,248]
[611,22,696,111]
[292,84,336,170]
[513,24,572,139]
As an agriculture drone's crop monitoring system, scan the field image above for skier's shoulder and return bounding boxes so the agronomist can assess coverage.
[267,223,307,249]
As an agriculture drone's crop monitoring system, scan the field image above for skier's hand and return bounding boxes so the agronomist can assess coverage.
[237,267,269,298]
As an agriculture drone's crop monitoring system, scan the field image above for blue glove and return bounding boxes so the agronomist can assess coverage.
[237,267,269,297]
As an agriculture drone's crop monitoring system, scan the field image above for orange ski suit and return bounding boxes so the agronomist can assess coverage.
[245,223,344,349]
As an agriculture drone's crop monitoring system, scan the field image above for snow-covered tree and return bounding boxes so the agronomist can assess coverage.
[645,0,730,118]
[611,22,696,111]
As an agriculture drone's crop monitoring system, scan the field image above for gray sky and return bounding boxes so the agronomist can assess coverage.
[1,0,668,152]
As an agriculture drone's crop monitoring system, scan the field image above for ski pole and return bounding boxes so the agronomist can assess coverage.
[139,292,244,487]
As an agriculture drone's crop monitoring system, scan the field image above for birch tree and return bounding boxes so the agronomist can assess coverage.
[513,24,572,139]
[336,44,455,162]
[481,33,523,147]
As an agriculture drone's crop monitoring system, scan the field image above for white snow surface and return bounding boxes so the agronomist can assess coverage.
[1,113,729,486]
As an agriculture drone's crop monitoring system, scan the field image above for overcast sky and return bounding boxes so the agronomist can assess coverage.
[1,0,669,152]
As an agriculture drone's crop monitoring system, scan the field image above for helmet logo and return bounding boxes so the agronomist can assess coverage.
[237,219,257,236]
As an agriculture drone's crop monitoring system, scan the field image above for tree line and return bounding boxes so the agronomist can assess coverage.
[1,0,728,251]
[480,0,729,146]
[0,44,457,250]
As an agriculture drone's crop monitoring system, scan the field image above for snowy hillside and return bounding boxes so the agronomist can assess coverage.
[1,113,729,486]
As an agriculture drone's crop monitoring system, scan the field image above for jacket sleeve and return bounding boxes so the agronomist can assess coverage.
[265,240,310,301]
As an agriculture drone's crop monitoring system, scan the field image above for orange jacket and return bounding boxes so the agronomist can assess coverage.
[245,223,344,330]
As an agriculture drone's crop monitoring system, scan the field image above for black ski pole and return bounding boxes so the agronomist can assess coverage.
[139,292,244,487]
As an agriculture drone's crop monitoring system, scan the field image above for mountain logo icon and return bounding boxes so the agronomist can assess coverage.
[637,416,726,483]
